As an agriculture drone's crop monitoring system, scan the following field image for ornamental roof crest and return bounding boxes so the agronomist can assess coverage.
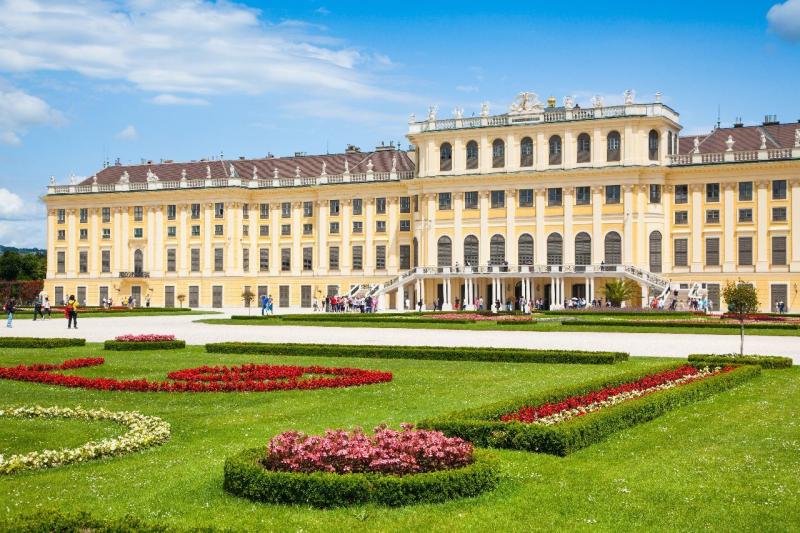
[508,92,543,115]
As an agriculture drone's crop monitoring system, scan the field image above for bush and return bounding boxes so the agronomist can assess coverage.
[564,319,800,330]
[223,447,499,507]
[540,310,698,318]
[229,314,478,324]
[688,354,793,369]
[419,363,760,456]
[0,509,214,532]
[104,340,186,351]
[0,337,85,348]
[205,342,628,365]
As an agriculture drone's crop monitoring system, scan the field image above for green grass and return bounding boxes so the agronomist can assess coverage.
[0,417,122,456]
[0,344,798,531]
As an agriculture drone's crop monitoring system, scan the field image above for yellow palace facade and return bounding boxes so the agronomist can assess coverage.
[43,92,800,312]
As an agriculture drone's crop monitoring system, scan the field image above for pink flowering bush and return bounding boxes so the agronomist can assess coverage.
[114,334,176,342]
[262,424,474,476]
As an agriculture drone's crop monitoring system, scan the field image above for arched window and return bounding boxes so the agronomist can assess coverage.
[439,142,453,171]
[463,235,479,266]
[549,135,562,165]
[412,237,419,268]
[577,133,591,163]
[649,231,662,272]
[648,130,659,160]
[133,249,143,274]
[667,131,673,156]
[466,140,479,170]
[575,232,592,265]
[607,131,621,162]
[518,234,534,265]
[437,236,452,267]
[520,137,533,167]
[492,139,505,168]
[604,231,622,264]
[490,234,505,265]
[547,233,563,265]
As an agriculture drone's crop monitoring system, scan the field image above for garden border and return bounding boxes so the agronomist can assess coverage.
[0,337,85,348]
[688,354,793,369]
[104,340,186,351]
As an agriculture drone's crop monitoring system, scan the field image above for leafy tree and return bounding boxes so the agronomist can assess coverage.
[0,250,46,281]
[177,294,186,308]
[242,288,255,315]
[722,281,760,356]
[602,279,639,307]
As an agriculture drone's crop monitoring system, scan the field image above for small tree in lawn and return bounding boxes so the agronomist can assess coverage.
[722,281,759,356]
[602,279,639,307]
[242,288,255,315]
[177,294,186,308]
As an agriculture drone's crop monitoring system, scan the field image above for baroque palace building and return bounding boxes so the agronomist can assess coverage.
[44,91,800,312]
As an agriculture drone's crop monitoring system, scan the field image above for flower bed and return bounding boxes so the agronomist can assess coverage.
[0,358,393,393]
[0,405,170,474]
[688,353,793,369]
[420,362,761,456]
[0,337,85,349]
[430,313,531,322]
[104,334,185,351]
[223,425,499,507]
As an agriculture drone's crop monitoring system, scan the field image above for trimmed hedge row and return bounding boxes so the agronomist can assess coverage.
[230,314,478,324]
[0,337,85,348]
[223,447,499,507]
[103,340,186,351]
[541,310,698,318]
[688,353,793,369]
[205,342,629,364]
[563,319,800,330]
[419,363,760,456]
[0,510,214,532]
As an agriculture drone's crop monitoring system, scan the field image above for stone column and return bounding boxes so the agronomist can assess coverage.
[479,191,490,265]
[66,209,77,276]
[365,198,375,275]
[203,203,213,276]
[756,180,769,272]
[506,189,517,265]
[426,193,436,267]
[179,204,188,276]
[121,207,130,271]
[563,186,574,265]
[46,209,56,278]
[623,184,634,264]
[89,208,99,275]
[535,187,546,264]
[395,285,404,311]
[291,201,302,276]
[662,185,673,274]
[690,184,703,271]
[387,197,398,271]
[146,206,155,272]
[637,184,647,267]
[342,199,352,273]
[454,192,463,267]
[269,203,280,276]
[154,206,164,277]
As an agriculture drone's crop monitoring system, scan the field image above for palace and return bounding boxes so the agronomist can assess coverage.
[43,91,800,312]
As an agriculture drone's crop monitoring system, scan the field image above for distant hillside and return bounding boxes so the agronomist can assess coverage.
[0,245,46,255]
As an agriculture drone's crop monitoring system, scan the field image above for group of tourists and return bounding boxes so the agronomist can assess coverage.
[650,291,712,313]
[4,297,55,328]
[322,295,377,313]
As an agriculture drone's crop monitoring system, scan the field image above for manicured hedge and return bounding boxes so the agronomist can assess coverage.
[230,314,478,324]
[419,363,760,456]
[564,319,800,330]
[223,447,499,507]
[541,310,698,318]
[0,337,85,348]
[0,510,195,532]
[688,354,793,369]
[104,340,186,351]
[205,342,628,364]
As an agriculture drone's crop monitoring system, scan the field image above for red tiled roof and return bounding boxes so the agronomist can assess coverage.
[678,122,798,154]
[83,149,415,185]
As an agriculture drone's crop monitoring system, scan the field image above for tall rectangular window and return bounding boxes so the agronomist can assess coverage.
[80,229,88,240]
[188,286,199,308]
[738,237,753,266]
[674,238,688,266]
[281,202,291,218]
[79,250,88,273]
[79,208,88,223]
[519,189,533,207]
[214,248,224,271]
[464,192,478,209]
[399,220,410,231]
[102,207,111,223]
[674,185,688,204]
[329,246,339,270]
[705,238,720,266]
[167,226,176,237]
[376,220,386,233]
[279,286,289,307]
[102,228,111,239]
[215,224,224,236]
[281,224,291,236]
[547,187,562,206]
[576,186,590,205]
[399,245,411,269]
[399,197,410,213]
[352,245,363,270]
[329,200,340,216]
[706,183,720,203]
[57,209,65,223]
[167,249,176,272]
[772,179,787,200]
[706,209,720,224]
[242,248,249,272]
[191,225,200,236]
[259,248,269,271]
[191,203,200,219]
[303,247,313,271]
[281,248,291,271]
[438,192,452,210]
[376,197,386,214]
[772,236,787,265]
[101,250,110,273]
[649,184,662,204]
[215,202,224,218]
[301,286,312,308]
[167,204,177,220]
[260,203,269,219]
[376,245,386,270]
[242,203,249,219]
[605,185,621,204]
[352,198,363,215]
[303,201,313,217]
[491,190,505,208]
[134,206,143,221]
[191,248,200,272]
[739,181,753,201]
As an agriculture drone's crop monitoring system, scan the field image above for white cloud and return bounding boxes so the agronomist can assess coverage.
[147,94,209,106]
[768,0,800,41]
[0,188,24,217]
[0,82,64,145]
[315,7,331,15]
[0,0,407,101]
[0,218,45,248]
[116,124,138,141]
[456,85,479,93]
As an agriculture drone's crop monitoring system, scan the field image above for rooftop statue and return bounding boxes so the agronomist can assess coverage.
[509,92,542,114]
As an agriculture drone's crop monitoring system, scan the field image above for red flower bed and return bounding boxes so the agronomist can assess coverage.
[0,358,392,393]
[720,313,791,322]
[431,313,530,322]
[114,334,176,342]
[263,424,473,475]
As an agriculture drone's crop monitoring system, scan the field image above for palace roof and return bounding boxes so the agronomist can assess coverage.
[678,122,799,154]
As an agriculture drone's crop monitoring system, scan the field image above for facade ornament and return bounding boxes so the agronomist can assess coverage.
[453,106,463,119]
[591,95,604,108]
[252,166,257,179]
[321,161,327,176]
[508,92,542,114]
[92,175,97,185]
[408,112,415,124]
[480,102,489,117]
[367,159,373,172]
[655,91,662,103]
[49,175,56,185]
[759,131,767,150]
[229,163,236,178]
[295,165,301,178]
[119,171,129,184]
[206,165,211,179]
[344,160,350,174]
[180,169,187,183]
[273,168,279,179]
[146,168,158,182]
[725,135,735,152]
[391,155,397,172]
[795,128,800,148]
[563,95,574,109]
[624,89,634,105]
[693,137,700,153]
[427,105,438,121]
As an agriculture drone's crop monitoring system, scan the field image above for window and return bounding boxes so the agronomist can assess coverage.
[464,191,478,209]
[215,224,223,236]
[376,197,386,214]
[576,186,590,205]
[707,283,721,311]
[134,206,143,221]
[242,225,249,237]
[352,246,363,270]
[738,236,753,266]
[214,202,224,218]
[399,220,411,231]
[649,184,662,204]
[705,238,720,266]
[440,142,453,171]
[352,221,363,234]
[399,245,411,269]
[214,248,224,271]
[281,248,291,271]
[329,200,340,216]
[772,179,787,200]
[101,250,110,273]
[242,204,249,219]
[303,223,312,235]
[57,229,65,241]
[353,199,363,215]
[259,248,269,271]
[549,135,562,165]
[605,185,621,204]
[649,231,662,272]
[674,211,688,224]
[739,208,753,223]
[79,228,88,240]
[167,204,176,220]
[167,249,176,272]
[57,209,65,223]
[520,137,533,167]
[437,236,452,266]
[466,140,479,169]
[772,236,787,265]
[772,207,787,221]
[167,226,176,237]
[399,197,410,213]
[79,208,88,223]
[491,190,505,208]
[706,183,720,203]
[102,207,111,223]
[376,220,386,233]
[706,209,720,224]
[771,284,789,313]
[648,130,659,160]
[303,201,313,217]
[279,286,289,308]
[329,246,340,270]
[281,202,291,218]
[259,225,269,236]
[260,203,269,219]
[547,233,563,265]
[571,232,590,266]
[492,139,505,168]
[242,248,249,272]
[739,181,753,201]
[57,251,65,273]
[79,251,88,273]
[134,228,143,238]
[674,238,688,266]
[303,247,313,271]
[604,232,622,264]
[463,235,479,266]
[607,131,621,162]
[190,249,200,272]
[281,224,291,236]
[438,192,452,210]
[675,185,688,204]
[489,235,505,265]
[519,234,534,265]
[191,225,200,236]
[519,189,533,207]
[191,203,200,219]
[376,245,386,270]
[300,285,311,308]
[577,133,591,163]
[547,187,562,207]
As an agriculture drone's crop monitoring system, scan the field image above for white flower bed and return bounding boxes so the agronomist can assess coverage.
[0,405,170,474]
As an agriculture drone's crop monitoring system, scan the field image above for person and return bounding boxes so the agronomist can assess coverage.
[417,298,423,312]
[33,297,42,321]
[404,296,410,311]
[43,297,51,318]
[266,294,274,314]
[145,295,151,308]
[454,297,460,310]
[260,294,268,315]
[313,297,319,312]
[66,294,78,329]
[4,298,15,328]
[478,296,484,311]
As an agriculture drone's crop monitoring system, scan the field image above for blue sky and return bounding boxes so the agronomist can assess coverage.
[0,0,798,248]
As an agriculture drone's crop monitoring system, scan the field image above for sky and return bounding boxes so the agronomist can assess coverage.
[0,0,798,248]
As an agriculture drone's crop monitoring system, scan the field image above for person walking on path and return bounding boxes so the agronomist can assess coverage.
[33,297,42,321]
[4,298,16,328]
[42,297,51,319]
[66,295,79,329]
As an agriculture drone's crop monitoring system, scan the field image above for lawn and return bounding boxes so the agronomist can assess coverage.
[0,344,798,531]
[13,309,218,319]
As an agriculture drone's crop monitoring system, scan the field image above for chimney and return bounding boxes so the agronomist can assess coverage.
[345,144,361,154]
[763,114,779,126]
[733,117,743,128]
[239,156,245,160]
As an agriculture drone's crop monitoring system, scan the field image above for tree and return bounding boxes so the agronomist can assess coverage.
[242,288,255,315]
[177,294,186,308]
[722,281,759,356]
[602,279,639,307]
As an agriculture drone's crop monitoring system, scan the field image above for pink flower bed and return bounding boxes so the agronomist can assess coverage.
[114,334,176,342]
[263,424,473,476]
[432,313,531,322]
